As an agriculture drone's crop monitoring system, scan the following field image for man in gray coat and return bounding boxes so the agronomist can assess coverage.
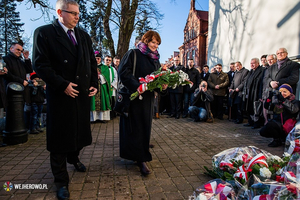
[32,0,98,199]
[229,62,249,124]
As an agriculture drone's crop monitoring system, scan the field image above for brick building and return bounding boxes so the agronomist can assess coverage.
[179,0,208,68]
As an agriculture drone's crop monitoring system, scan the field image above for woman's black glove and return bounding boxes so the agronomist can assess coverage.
[278,93,285,102]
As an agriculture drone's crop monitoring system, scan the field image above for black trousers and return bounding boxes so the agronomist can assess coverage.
[50,149,81,188]
[169,92,182,116]
[212,95,224,119]
[260,120,284,139]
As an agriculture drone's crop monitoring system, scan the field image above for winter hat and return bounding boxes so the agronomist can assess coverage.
[95,51,102,58]
[30,72,39,80]
[279,84,293,94]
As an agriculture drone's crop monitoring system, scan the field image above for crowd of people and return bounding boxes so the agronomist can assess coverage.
[156,48,300,149]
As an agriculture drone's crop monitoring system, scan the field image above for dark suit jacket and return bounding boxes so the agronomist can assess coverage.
[32,19,98,153]
[264,58,300,93]
[200,71,210,82]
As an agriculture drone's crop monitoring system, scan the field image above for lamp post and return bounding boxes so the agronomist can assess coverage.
[3,82,28,145]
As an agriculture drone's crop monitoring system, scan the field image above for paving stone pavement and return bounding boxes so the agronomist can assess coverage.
[0,115,284,200]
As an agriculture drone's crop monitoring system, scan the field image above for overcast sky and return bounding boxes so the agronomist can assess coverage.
[17,0,209,63]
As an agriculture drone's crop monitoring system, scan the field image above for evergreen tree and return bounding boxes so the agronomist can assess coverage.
[89,0,106,54]
[0,0,24,55]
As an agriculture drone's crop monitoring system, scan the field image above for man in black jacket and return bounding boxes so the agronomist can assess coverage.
[189,81,214,122]
[182,58,200,118]
[264,48,300,95]
[3,41,33,103]
[243,58,263,129]
[200,64,210,82]
[168,57,184,119]
[32,0,98,199]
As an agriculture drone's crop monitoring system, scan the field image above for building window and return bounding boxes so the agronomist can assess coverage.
[192,50,195,60]
[186,52,189,64]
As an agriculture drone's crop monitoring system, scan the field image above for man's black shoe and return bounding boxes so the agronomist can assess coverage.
[251,125,260,129]
[182,114,187,118]
[175,115,180,119]
[167,114,175,118]
[243,123,253,127]
[268,139,282,147]
[73,162,86,172]
[193,118,200,122]
[235,120,242,124]
[57,186,70,200]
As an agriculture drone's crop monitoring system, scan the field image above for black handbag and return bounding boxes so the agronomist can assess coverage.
[113,50,136,117]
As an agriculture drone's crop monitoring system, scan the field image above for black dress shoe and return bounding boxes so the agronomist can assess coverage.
[243,123,253,127]
[137,162,151,175]
[73,162,86,172]
[182,114,187,118]
[268,139,282,147]
[175,115,180,119]
[235,120,242,124]
[167,114,175,118]
[149,144,155,148]
[251,125,260,129]
[193,118,200,122]
[57,186,70,200]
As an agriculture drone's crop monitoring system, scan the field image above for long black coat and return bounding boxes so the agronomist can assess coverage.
[264,58,300,93]
[3,52,33,103]
[243,66,263,112]
[32,19,98,153]
[118,49,160,162]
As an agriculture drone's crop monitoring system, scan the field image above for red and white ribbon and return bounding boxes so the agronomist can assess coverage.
[203,181,232,197]
[247,153,268,169]
[138,83,147,93]
[219,161,234,170]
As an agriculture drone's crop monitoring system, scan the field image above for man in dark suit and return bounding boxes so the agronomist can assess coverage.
[265,48,300,95]
[168,56,184,118]
[32,0,98,199]
[200,64,210,82]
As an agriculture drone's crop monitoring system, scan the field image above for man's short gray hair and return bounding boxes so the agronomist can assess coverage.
[56,0,79,11]
[251,58,260,64]
[278,47,288,53]
[267,54,277,60]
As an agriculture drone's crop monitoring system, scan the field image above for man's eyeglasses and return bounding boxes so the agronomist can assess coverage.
[276,51,286,55]
[62,10,80,17]
[17,49,24,52]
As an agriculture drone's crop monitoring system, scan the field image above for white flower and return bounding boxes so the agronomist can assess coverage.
[260,167,272,178]
[283,152,291,158]
[268,155,283,163]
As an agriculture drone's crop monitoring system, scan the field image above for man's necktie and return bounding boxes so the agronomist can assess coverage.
[67,30,77,45]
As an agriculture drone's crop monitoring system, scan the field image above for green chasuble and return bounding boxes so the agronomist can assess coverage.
[100,65,112,111]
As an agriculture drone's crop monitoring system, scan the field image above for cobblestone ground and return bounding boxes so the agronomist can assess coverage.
[0,115,284,200]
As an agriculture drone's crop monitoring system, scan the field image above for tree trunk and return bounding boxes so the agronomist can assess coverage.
[103,0,115,57]
[117,0,138,58]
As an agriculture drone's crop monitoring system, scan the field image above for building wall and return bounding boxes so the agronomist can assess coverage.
[207,0,300,72]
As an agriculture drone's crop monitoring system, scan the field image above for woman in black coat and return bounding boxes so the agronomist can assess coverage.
[118,31,167,175]
[260,84,300,147]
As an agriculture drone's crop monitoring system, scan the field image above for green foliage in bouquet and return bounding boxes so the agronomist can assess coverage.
[130,67,191,100]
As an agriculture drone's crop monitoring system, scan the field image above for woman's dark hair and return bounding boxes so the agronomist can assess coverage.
[141,30,161,45]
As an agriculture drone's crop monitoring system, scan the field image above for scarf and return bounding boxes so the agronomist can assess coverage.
[137,42,160,60]
[277,57,288,69]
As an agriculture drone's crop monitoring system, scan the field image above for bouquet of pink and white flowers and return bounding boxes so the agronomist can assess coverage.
[130,68,192,100]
